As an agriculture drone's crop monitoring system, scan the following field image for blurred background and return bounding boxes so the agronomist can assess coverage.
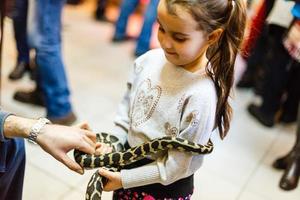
[1,0,300,199]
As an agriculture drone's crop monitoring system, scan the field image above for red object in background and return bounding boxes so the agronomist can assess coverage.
[242,1,267,59]
[140,0,150,5]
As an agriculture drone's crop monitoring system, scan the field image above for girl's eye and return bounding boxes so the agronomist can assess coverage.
[158,26,165,33]
[173,37,187,43]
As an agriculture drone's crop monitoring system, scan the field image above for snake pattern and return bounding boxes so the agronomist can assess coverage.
[74,132,214,200]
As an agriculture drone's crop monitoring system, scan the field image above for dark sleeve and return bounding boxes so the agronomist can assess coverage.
[0,110,13,142]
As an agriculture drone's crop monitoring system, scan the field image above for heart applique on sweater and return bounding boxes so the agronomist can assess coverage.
[131,79,162,127]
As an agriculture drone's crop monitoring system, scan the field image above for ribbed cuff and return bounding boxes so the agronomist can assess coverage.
[121,162,161,189]
[0,111,14,142]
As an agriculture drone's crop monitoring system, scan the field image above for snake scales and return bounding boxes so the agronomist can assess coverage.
[74,132,214,200]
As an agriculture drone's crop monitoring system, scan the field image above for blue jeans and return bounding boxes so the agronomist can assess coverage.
[0,139,25,200]
[28,0,72,118]
[114,0,159,55]
[11,0,30,63]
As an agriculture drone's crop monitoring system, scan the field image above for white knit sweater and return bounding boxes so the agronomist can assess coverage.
[113,48,217,189]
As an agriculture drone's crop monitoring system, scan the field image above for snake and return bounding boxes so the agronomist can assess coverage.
[74,132,214,200]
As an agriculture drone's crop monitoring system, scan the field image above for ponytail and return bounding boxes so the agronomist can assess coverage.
[165,0,247,139]
[206,0,246,139]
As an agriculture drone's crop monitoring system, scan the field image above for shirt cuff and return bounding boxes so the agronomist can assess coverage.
[121,162,161,189]
[0,111,14,142]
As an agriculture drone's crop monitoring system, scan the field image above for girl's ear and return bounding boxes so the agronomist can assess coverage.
[208,28,223,45]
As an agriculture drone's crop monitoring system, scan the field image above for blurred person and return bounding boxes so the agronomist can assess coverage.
[95,0,109,22]
[237,0,295,95]
[241,0,275,59]
[66,0,83,5]
[273,102,300,191]
[1,3,95,200]
[237,0,295,94]
[8,0,35,80]
[248,1,300,127]
[14,0,77,125]
[112,0,159,57]
[0,110,96,200]
[237,0,276,91]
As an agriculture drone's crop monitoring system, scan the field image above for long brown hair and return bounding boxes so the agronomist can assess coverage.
[165,0,247,139]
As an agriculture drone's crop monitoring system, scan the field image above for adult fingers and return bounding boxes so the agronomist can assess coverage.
[74,122,92,131]
[96,142,101,148]
[83,134,97,150]
[59,153,84,174]
[94,143,102,155]
[83,130,97,143]
[77,139,96,155]
[81,122,92,131]
[74,122,86,129]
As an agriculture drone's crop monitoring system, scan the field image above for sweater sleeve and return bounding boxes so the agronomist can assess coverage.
[120,92,217,188]
[112,81,132,145]
[113,54,148,145]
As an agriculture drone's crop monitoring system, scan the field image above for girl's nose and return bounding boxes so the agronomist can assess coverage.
[161,35,173,49]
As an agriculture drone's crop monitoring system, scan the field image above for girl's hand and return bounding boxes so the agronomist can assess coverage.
[95,142,113,155]
[98,168,123,191]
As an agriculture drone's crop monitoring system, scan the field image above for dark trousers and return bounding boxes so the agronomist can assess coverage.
[275,62,300,119]
[244,23,270,81]
[96,0,107,15]
[245,24,287,93]
[11,0,30,63]
[261,39,300,119]
[0,139,26,200]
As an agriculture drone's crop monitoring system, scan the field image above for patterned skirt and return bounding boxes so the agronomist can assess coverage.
[113,188,193,200]
[113,157,194,200]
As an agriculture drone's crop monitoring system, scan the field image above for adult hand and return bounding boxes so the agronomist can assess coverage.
[36,123,97,174]
[74,122,113,155]
[98,168,123,191]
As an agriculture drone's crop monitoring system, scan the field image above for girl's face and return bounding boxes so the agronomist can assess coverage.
[157,0,210,71]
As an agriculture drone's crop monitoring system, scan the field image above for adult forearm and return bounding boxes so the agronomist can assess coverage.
[3,115,36,139]
[2,114,96,174]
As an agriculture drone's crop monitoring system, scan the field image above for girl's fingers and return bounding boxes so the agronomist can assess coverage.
[95,143,113,155]
[98,168,112,179]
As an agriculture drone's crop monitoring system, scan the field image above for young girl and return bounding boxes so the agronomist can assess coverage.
[98,0,246,199]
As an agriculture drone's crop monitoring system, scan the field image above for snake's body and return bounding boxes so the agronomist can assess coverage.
[74,132,214,200]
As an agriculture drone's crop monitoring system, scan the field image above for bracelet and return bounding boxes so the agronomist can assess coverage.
[27,118,51,144]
